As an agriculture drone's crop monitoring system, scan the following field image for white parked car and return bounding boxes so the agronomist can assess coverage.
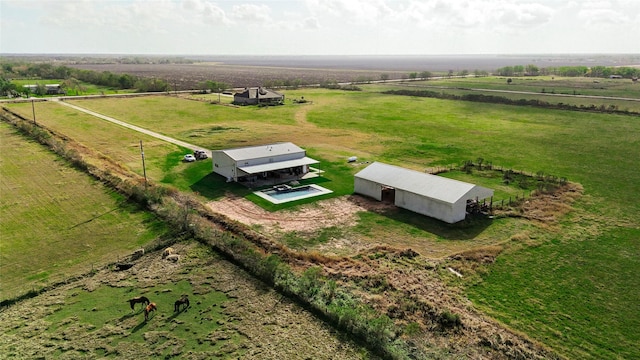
[183,154,196,162]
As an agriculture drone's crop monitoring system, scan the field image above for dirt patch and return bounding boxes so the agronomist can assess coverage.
[207,193,393,234]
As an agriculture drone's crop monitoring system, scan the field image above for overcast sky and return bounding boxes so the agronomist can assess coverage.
[1,0,639,55]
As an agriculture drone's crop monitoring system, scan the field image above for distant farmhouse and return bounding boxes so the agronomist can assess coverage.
[233,87,284,105]
[212,142,318,185]
[23,84,64,95]
[354,162,493,224]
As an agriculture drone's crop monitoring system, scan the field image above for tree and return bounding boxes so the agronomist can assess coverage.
[380,73,389,82]
[0,77,18,96]
[118,74,136,89]
[419,71,432,80]
[507,78,513,85]
[34,83,47,96]
[62,77,80,95]
[525,64,539,76]
[513,65,525,76]
[496,66,514,76]
[408,72,417,80]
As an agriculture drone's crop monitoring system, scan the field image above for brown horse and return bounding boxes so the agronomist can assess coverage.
[144,302,157,321]
[174,295,189,312]
[127,296,150,311]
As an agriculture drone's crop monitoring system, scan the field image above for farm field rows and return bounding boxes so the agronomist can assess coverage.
[3,81,639,359]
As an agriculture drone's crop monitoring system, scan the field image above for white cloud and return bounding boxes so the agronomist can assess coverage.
[0,0,637,54]
[231,4,273,25]
[307,0,392,24]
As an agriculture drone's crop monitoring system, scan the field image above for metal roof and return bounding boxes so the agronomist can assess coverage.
[238,157,319,174]
[235,87,284,99]
[221,142,305,161]
[355,162,492,204]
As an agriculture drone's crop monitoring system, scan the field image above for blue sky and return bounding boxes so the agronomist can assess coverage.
[1,0,639,55]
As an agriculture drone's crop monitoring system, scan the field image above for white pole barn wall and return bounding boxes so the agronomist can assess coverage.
[353,177,383,201]
[394,189,459,223]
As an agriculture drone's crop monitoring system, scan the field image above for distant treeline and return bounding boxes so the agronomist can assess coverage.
[495,64,640,78]
[383,89,639,116]
[0,61,169,94]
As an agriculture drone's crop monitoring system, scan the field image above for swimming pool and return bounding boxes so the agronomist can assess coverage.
[254,184,333,204]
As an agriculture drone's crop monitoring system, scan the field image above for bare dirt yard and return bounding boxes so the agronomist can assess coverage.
[207,194,398,254]
[208,194,393,233]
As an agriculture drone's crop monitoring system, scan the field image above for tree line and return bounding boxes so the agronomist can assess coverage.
[495,64,640,78]
[0,61,170,96]
[383,89,639,116]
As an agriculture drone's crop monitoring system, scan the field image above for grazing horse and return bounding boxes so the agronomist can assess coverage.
[128,296,150,311]
[174,295,189,312]
[144,302,157,321]
[162,247,174,259]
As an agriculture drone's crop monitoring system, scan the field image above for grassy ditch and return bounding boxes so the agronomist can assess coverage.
[0,122,165,300]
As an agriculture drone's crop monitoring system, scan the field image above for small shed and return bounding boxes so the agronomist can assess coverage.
[354,162,493,223]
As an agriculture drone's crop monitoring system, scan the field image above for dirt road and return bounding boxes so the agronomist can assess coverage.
[54,99,213,157]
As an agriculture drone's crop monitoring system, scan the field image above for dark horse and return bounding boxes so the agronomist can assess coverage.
[144,302,157,321]
[128,296,150,311]
[174,295,189,312]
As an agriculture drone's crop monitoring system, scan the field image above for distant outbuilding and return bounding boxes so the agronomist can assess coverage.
[354,162,493,223]
[233,87,284,105]
[212,142,318,185]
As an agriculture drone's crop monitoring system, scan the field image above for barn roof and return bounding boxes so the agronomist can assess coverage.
[355,162,493,204]
[235,87,283,99]
[220,142,306,161]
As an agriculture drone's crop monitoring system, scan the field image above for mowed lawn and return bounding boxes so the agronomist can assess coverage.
[0,123,164,300]
[4,87,640,359]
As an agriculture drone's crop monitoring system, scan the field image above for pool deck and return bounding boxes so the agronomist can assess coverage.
[254,184,333,204]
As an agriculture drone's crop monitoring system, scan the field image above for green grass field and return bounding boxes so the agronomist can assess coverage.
[4,81,640,359]
[371,75,640,112]
[0,122,165,300]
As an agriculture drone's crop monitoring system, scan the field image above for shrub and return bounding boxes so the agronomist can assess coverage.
[438,311,462,329]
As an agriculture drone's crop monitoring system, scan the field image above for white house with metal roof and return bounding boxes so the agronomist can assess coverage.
[212,142,318,184]
[354,162,493,223]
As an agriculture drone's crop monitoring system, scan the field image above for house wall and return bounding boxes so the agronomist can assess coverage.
[234,97,257,105]
[395,190,461,223]
[354,178,383,201]
[212,152,237,181]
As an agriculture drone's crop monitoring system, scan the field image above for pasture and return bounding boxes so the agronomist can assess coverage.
[372,75,640,112]
[0,243,367,359]
[0,122,164,300]
[3,81,639,359]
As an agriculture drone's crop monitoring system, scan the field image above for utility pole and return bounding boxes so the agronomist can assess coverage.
[31,99,36,125]
[140,140,148,190]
